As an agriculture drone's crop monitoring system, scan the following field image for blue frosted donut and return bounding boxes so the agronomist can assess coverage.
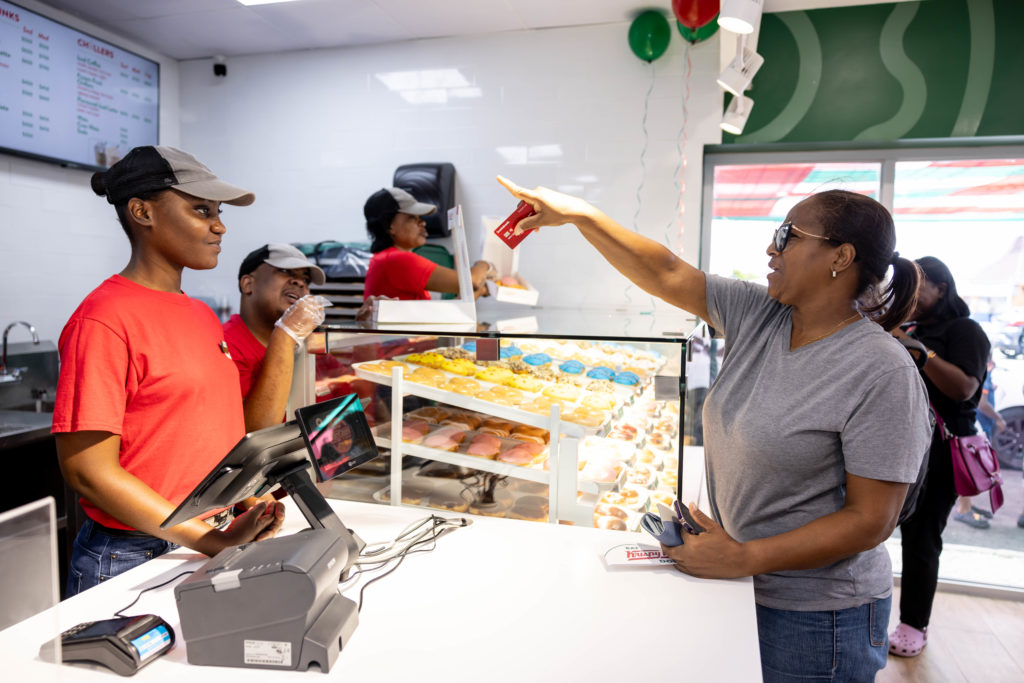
[586,367,614,380]
[612,371,639,386]
[500,345,523,358]
[523,353,552,366]
[462,341,477,351]
[559,360,585,375]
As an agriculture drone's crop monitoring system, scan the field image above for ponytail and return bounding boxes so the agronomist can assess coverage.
[863,255,920,331]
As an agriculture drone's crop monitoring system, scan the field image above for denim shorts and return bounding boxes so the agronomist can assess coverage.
[66,518,178,598]
[755,595,891,683]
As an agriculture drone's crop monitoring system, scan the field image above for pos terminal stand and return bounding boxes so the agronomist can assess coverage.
[161,394,378,673]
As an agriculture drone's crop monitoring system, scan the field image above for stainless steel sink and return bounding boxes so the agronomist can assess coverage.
[0,409,53,450]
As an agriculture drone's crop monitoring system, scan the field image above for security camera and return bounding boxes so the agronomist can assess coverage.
[213,55,227,78]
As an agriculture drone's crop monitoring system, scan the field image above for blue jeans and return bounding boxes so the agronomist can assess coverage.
[66,518,177,598]
[756,595,891,682]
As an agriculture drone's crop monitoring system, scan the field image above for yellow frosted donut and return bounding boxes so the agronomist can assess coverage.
[542,384,580,402]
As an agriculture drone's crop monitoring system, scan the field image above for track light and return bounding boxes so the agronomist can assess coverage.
[717,41,763,96]
[721,94,754,135]
[719,0,764,35]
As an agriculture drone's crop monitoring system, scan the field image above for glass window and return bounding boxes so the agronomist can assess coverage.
[709,162,881,284]
[892,158,1024,591]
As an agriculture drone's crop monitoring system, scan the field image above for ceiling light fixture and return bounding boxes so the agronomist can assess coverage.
[237,0,303,7]
[716,35,764,96]
[719,0,764,35]
[720,94,754,135]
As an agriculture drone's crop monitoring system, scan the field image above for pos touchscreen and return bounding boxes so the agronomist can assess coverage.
[294,394,378,483]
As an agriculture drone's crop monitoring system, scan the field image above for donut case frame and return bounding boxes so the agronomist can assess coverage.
[297,310,711,532]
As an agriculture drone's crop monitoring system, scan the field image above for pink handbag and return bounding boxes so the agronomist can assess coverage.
[934,409,1004,513]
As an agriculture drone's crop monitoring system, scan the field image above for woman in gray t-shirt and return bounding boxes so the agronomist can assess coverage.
[498,178,932,682]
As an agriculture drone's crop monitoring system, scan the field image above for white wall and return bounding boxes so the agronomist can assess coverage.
[177,22,723,314]
[0,0,180,344]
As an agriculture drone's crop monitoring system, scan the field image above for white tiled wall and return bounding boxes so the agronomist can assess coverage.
[0,0,180,344]
[1,15,723,344]
[176,22,724,315]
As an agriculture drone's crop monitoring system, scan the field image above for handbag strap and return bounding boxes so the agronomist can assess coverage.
[928,402,954,441]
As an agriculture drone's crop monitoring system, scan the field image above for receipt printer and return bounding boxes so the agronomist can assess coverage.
[175,528,357,673]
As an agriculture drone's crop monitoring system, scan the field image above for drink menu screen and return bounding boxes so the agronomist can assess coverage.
[0,1,158,170]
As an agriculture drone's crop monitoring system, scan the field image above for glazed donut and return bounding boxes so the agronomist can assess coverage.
[564,407,607,428]
[478,418,514,438]
[646,432,671,451]
[440,412,483,431]
[581,393,616,411]
[406,367,446,387]
[405,406,450,423]
[443,377,481,396]
[595,516,627,531]
[511,424,550,444]
[594,502,629,520]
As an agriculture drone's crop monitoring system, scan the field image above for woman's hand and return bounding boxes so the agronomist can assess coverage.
[218,501,286,547]
[496,175,596,234]
[661,504,752,580]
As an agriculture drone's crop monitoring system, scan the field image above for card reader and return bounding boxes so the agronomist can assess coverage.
[54,614,174,676]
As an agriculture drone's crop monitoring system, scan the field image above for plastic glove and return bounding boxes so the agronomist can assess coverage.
[274,294,331,343]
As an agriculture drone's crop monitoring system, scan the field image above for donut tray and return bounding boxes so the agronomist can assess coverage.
[354,360,627,438]
[372,422,551,485]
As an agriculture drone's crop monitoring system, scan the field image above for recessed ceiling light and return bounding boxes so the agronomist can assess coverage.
[237,0,303,7]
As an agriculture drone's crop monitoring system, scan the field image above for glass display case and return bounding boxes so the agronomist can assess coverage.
[299,304,710,533]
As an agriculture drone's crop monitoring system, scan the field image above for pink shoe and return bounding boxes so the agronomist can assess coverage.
[889,622,927,657]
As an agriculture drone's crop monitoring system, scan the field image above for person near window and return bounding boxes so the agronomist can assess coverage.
[224,243,327,431]
[53,147,285,597]
[497,176,931,681]
[362,187,492,301]
[889,256,990,657]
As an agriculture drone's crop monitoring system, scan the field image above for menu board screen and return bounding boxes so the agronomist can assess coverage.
[0,1,159,170]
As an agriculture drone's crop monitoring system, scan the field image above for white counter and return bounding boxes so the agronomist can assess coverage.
[0,498,761,681]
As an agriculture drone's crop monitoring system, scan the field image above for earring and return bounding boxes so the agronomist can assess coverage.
[831,269,837,279]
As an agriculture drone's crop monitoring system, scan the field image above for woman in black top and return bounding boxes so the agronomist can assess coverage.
[889,256,990,657]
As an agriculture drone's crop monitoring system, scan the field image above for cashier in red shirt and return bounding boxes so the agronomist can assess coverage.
[223,244,327,431]
[362,187,493,301]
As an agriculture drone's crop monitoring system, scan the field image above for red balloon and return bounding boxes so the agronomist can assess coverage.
[672,0,720,30]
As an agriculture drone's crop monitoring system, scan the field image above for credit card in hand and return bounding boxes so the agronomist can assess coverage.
[494,200,536,249]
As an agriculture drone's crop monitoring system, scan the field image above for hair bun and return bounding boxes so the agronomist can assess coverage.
[90,171,107,197]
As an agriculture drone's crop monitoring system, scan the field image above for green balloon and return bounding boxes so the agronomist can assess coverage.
[628,10,671,63]
[677,15,719,44]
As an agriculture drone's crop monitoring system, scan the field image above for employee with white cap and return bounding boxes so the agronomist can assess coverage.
[224,243,329,431]
[362,187,493,300]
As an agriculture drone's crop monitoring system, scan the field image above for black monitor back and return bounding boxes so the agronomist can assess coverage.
[160,421,307,529]
[393,162,455,237]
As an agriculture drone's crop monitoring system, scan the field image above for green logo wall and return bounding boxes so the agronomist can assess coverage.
[723,0,1024,144]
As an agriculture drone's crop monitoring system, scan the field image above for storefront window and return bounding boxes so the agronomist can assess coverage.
[891,158,1024,591]
[709,162,881,283]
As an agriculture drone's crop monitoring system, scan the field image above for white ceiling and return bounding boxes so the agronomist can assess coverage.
[34,0,904,61]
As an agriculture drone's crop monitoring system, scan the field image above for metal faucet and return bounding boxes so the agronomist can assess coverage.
[0,321,40,383]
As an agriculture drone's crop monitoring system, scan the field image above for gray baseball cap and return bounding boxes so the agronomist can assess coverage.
[91,145,255,206]
[364,187,436,225]
[238,243,326,285]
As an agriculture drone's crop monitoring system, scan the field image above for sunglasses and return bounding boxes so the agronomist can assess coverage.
[772,222,843,253]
